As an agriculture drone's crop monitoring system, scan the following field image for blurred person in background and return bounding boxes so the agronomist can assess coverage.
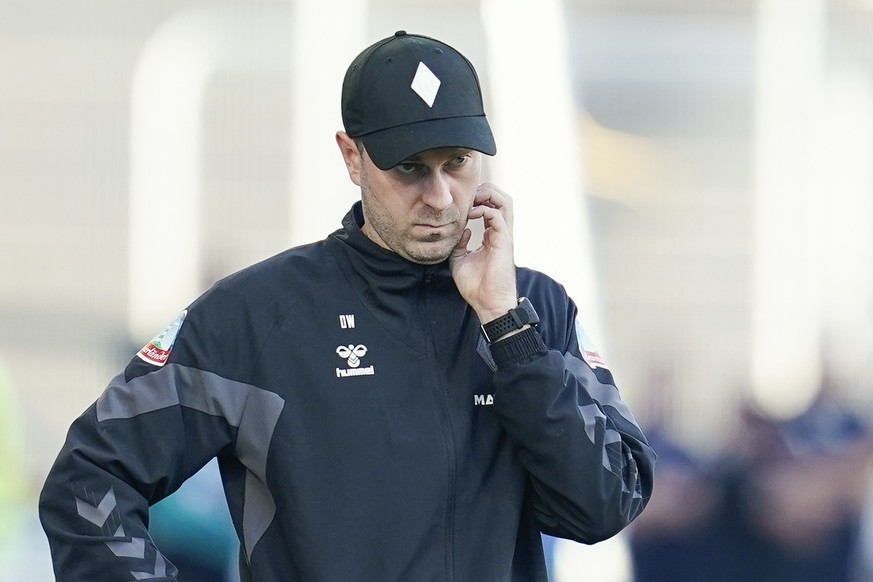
[627,426,719,582]
[631,371,872,582]
[710,397,869,582]
[38,31,655,581]
[628,367,720,582]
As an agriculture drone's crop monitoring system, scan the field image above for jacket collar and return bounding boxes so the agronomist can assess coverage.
[327,202,470,350]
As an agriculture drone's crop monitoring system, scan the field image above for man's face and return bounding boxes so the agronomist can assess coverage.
[348,140,482,264]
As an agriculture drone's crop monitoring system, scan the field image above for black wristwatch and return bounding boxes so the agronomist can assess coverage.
[480,297,539,343]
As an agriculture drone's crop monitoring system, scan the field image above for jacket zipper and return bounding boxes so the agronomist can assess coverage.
[422,270,457,582]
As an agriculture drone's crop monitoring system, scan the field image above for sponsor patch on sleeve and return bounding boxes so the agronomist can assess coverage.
[137,310,187,367]
[575,317,607,369]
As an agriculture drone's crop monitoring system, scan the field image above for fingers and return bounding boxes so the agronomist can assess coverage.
[466,204,505,223]
[473,182,514,233]
[448,228,475,271]
[474,182,512,209]
[467,205,513,252]
[451,228,473,257]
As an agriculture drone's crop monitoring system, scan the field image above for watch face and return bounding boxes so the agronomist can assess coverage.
[517,298,539,326]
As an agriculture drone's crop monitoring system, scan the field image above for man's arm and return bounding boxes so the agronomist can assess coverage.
[450,183,655,542]
[38,359,249,581]
[488,311,655,543]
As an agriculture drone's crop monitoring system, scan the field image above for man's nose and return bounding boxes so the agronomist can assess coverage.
[421,172,453,211]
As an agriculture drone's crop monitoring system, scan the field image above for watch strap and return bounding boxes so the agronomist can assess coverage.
[480,297,539,343]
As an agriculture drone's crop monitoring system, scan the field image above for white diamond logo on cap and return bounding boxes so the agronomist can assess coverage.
[411,62,441,107]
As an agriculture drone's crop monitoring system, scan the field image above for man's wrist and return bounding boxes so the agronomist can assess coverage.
[477,304,519,325]
[480,297,539,343]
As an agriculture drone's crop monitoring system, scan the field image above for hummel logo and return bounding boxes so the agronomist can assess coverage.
[336,344,375,378]
[336,344,367,367]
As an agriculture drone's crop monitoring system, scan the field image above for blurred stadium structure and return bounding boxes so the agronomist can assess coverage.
[2,0,873,580]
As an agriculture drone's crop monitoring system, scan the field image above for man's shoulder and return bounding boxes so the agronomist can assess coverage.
[221,239,335,289]
[190,239,338,314]
[516,266,568,298]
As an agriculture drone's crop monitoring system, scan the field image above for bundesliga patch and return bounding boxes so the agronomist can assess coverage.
[137,310,186,367]
[575,318,607,369]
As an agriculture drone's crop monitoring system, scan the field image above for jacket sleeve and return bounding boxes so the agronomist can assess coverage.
[38,300,283,581]
[489,296,656,544]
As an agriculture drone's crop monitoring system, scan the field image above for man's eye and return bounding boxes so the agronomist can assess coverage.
[395,162,420,175]
[452,155,470,166]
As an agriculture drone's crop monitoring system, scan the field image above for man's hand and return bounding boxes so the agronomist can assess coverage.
[449,183,519,323]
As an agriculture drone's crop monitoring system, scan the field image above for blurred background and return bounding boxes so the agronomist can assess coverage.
[2,0,873,580]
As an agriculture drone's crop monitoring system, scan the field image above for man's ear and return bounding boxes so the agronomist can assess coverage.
[336,131,362,186]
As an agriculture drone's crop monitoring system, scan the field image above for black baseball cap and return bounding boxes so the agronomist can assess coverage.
[341,31,497,170]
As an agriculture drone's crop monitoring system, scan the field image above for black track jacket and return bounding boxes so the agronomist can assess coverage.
[40,203,655,581]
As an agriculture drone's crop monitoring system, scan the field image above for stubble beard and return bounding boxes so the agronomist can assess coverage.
[360,185,462,265]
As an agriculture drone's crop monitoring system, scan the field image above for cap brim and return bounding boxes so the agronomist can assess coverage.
[360,116,496,170]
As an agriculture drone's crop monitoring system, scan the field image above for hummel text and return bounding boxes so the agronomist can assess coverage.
[336,365,375,378]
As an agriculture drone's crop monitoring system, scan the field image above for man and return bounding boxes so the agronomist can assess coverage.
[40,31,655,581]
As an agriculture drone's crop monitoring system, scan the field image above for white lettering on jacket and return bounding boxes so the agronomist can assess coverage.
[336,365,375,378]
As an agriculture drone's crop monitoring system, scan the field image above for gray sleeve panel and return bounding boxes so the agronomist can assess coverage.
[96,365,252,425]
[236,385,284,560]
[564,351,648,498]
[562,352,641,431]
[242,470,277,560]
[95,364,285,561]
